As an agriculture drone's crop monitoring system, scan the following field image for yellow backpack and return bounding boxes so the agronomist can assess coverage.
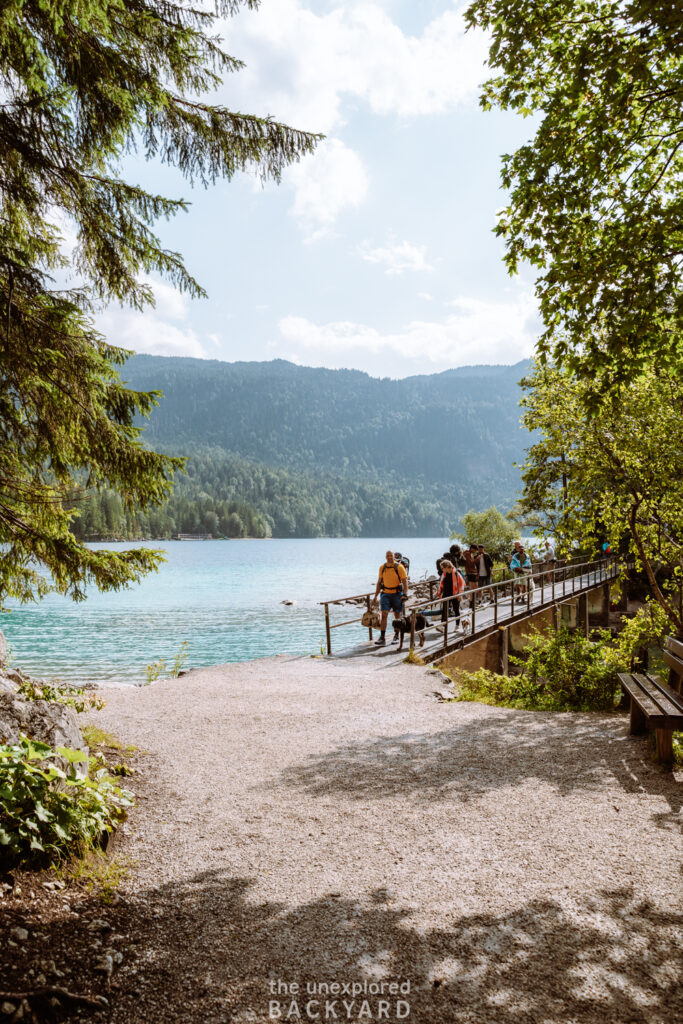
[380,563,405,592]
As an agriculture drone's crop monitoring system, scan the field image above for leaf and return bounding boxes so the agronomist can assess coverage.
[57,747,88,763]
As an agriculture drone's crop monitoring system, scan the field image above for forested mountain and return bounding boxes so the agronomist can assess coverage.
[124,356,527,495]
[71,357,531,540]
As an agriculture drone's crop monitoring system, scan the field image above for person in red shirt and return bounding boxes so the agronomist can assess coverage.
[437,559,466,626]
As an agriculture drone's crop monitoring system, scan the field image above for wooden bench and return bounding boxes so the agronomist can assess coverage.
[662,635,683,693]
[618,637,683,766]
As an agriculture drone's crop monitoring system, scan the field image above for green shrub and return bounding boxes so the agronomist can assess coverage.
[0,737,132,869]
[15,674,105,713]
[610,601,669,670]
[512,626,622,710]
[450,667,548,709]
[145,639,188,684]
[450,627,623,712]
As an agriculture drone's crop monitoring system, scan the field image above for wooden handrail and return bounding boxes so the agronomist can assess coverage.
[320,556,620,656]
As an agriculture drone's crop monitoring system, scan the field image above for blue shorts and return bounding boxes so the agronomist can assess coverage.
[380,591,404,613]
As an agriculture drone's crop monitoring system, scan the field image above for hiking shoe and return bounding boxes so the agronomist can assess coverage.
[374,637,386,646]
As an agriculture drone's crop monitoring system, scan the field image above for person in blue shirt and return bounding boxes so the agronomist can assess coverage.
[510,545,532,603]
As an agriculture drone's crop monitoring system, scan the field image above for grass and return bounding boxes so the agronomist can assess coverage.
[82,725,138,754]
[55,849,131,903]
[403,649,426,665]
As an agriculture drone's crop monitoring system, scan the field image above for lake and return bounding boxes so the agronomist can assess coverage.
[1,538,452,685]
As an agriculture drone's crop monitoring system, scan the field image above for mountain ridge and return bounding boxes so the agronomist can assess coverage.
[88,354,535,538]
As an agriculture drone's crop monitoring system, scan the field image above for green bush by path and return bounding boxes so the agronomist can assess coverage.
[449,605,672,714]
[0,737,132,869]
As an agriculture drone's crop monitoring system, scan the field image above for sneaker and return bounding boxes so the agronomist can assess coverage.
[390,634,399,644]
[374,637,386,646]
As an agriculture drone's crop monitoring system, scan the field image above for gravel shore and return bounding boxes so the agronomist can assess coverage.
[5,654,680,1024]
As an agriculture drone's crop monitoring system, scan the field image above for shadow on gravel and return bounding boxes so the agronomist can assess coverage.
[280,713,682,828]
[1,878,680,1024]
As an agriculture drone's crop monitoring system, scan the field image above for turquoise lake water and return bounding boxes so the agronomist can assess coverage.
[1,538,451,685]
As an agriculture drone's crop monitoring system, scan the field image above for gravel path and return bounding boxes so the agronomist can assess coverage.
[80,655,681,1024]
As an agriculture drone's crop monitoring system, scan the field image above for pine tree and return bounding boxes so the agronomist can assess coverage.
[0,0,320,602]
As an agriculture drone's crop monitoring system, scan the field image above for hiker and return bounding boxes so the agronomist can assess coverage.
[438,559,466,626]
[449,544,464,569]
[436,550,451,576]
[394,551,410,575]
[476,543,494,602]
[510,545,532,603]
[371,550,408,646]
[462,544,479,594]
[544,539,557,582]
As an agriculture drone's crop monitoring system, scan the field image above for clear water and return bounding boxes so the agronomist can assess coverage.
[1,538,451,685]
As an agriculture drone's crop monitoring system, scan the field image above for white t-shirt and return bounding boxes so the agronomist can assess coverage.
[478,554,487,575]
[545,545,556,561]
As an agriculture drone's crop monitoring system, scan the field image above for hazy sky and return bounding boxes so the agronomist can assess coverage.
[96,0,540,378]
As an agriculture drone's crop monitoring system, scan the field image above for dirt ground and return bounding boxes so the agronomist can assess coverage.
[1,655,681,1024]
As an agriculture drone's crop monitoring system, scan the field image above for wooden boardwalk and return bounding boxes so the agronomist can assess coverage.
[324,557,619,668]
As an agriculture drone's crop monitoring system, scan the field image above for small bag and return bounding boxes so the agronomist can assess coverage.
[361,609,382,629]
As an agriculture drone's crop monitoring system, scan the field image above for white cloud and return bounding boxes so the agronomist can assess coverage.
[287,139,368,239]
[97,278,209,358]
[277,290,539,371]
[225,2,488,133]
[223,2,488,234]
[359,239,433,274]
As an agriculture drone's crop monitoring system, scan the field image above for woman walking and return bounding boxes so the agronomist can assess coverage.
[438,559,466,627]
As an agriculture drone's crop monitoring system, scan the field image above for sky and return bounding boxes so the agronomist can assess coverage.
[95,0,541,379]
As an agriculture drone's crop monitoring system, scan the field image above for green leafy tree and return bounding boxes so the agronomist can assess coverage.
[518,360,683,634]
[0,0,319,603]
[453,506,519,561]
[466,0,683,390]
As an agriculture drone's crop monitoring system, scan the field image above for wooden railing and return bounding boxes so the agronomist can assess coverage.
[320,556,620,657]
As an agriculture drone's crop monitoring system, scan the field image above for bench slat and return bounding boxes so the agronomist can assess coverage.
[665,636,683,661]
[636,674,683,719]
[646,672,683,710]
[618,674,665,720]
[662,648,683,677]
[635,673,683,717]
[617,673,683,727]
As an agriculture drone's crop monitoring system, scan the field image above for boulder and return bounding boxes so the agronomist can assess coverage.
[0,674,18,696]
[0,628,6,669]
[0,694,87,774]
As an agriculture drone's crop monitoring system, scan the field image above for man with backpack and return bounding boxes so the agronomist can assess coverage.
[371,550,408,646]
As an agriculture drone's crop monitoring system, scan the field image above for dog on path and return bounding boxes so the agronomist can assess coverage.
[391,612,428,652]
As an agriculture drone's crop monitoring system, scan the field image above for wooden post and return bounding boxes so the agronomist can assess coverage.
[443,605,448,653]
[366,596,373,641]
[324,603,332,656]
[410,608,416,651]
[578,592,588,638]
[655,729,674,767]
[629,698,647,735]
[429,579,435,602]
[494,584,498,625]
[499,626,509,675]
